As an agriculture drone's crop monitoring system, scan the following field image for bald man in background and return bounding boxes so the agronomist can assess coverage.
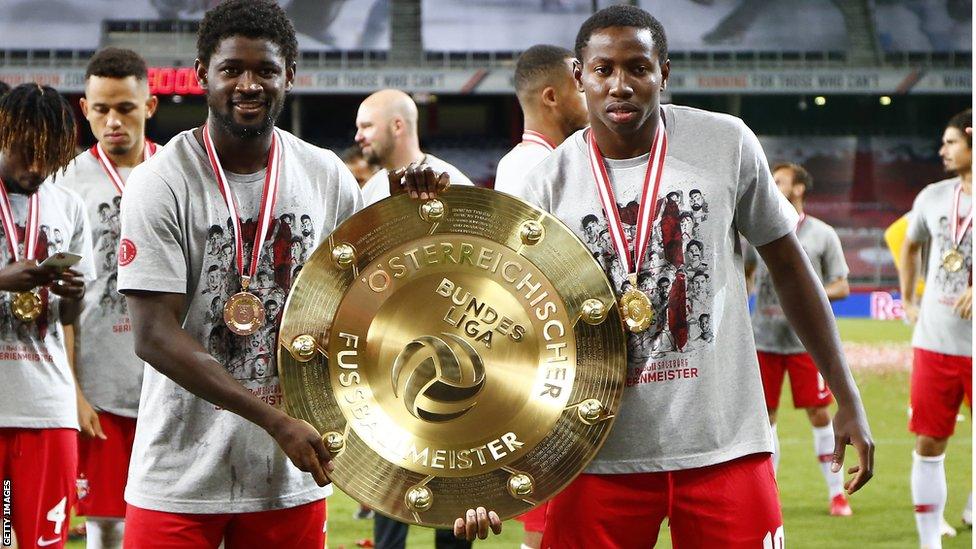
[495,44,587,198]
[356,89,473,206]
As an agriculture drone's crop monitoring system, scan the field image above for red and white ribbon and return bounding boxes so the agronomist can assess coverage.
[0,177,40,261]
[950,183,973,249]
[586,119,667,274]
[202,123,282,286]
[91,139,157,195]
[521,130,556,151]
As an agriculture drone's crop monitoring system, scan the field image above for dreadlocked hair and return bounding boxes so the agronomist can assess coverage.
[0,84,77,179]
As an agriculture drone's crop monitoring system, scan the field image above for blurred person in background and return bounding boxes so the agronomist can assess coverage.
[744,162,853,517]
[342,145,379,188]
[494,44,588,198]
[60,46,159,549]
[900,108,972,549]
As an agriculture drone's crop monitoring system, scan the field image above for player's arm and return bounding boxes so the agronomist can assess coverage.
[743,261,756,295]
[899,236,924,324]
[823,276,850,301]
[63,322,105,439]
[126,289,333,487]
[757,232,875,493]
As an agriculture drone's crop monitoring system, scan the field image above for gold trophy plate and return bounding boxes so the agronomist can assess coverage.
[278,186,626,527]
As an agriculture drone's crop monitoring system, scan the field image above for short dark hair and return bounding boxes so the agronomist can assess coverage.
[947,108,972,147]
[197,0,298,66]
[772,162,813,191]
[0,84,76,179]
[575,5,668,62]
[341,145,364,163]
[0,81,9,98]
[85,47,148,81]
[514,44,574,98]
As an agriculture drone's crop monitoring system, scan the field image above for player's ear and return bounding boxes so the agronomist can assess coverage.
[541,86,557,108]
[79,96,89,118]
[145,95,159,119]
[660,57,670,92]
[285,61,296,92]
[194,59,208,90]
[573,59,584,92]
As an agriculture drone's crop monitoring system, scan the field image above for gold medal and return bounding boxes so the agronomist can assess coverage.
[11,291,42,322]
[620,274,653,333]
[224,289,265,336]
[942,247,964,273]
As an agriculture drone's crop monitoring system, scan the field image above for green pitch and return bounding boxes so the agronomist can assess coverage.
[66,319,971,548]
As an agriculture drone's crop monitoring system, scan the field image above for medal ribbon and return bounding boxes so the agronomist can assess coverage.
[0,177,40,261]
[950,183,973,249]
[521,130,556,151]
[91,139,157,195]
[586,119,668,274]
[201,123,282,287]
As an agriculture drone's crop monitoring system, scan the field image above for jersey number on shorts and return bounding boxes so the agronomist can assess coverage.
[763,525,785,549]
[46,497,67,535]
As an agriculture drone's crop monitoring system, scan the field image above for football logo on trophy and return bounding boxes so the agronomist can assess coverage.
[392,333,486,422]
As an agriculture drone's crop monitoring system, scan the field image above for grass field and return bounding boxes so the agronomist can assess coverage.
[64,319,971,548]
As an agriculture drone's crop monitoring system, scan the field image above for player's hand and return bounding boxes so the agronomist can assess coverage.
[269,415,334,487]
[77,394,106,440]
[0,259,57,292]
[388,162,450,200]
[903,300,919,325]
[953,286,972,320]
[49,269,85,301]
[453,507,502,541]
[831,401,875,494]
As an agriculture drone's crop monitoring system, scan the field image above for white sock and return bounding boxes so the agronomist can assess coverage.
[964,492,973,523]
[912,452,946,549]
[812,424,844,498]
[770,423,780,473]
[86,519,125,549]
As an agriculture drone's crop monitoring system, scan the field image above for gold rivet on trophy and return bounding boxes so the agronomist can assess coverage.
[291,334,318,362]
[580,299,607,325]
[332,243,356,269]
[577,398,605,424]
[420,199,445,223]
[322,431,344,454]
[507,473,534,498]
[519,220,545,245]
[404,485,433,512]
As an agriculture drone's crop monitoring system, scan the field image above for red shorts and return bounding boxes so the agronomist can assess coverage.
[123,499,326,549]
[76,412,136,518]
[0,428,78,549]
[516,502,548,533]
[541,453,783,549]
[910,347,973,439]
[758,351,833,410]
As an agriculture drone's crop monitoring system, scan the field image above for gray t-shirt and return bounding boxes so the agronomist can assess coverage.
[747,215,848,354]
[0,182,96,429]
[907,177,972,357]
[519,104,798,473]
[117,129,363,513]
[361,152,474,206]
[61,150,150,417]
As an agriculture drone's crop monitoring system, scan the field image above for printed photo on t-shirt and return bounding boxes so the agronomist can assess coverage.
[580,187,714,364]
[202,211,316,388]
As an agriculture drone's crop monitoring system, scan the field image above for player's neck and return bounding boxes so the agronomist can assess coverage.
[591,117,657,160]
[960,170,972,194]
[386,143,425,172]
[791,199,804,215]
[200,121,275,174]
[105,138,145,168]
[523,114,564,147]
